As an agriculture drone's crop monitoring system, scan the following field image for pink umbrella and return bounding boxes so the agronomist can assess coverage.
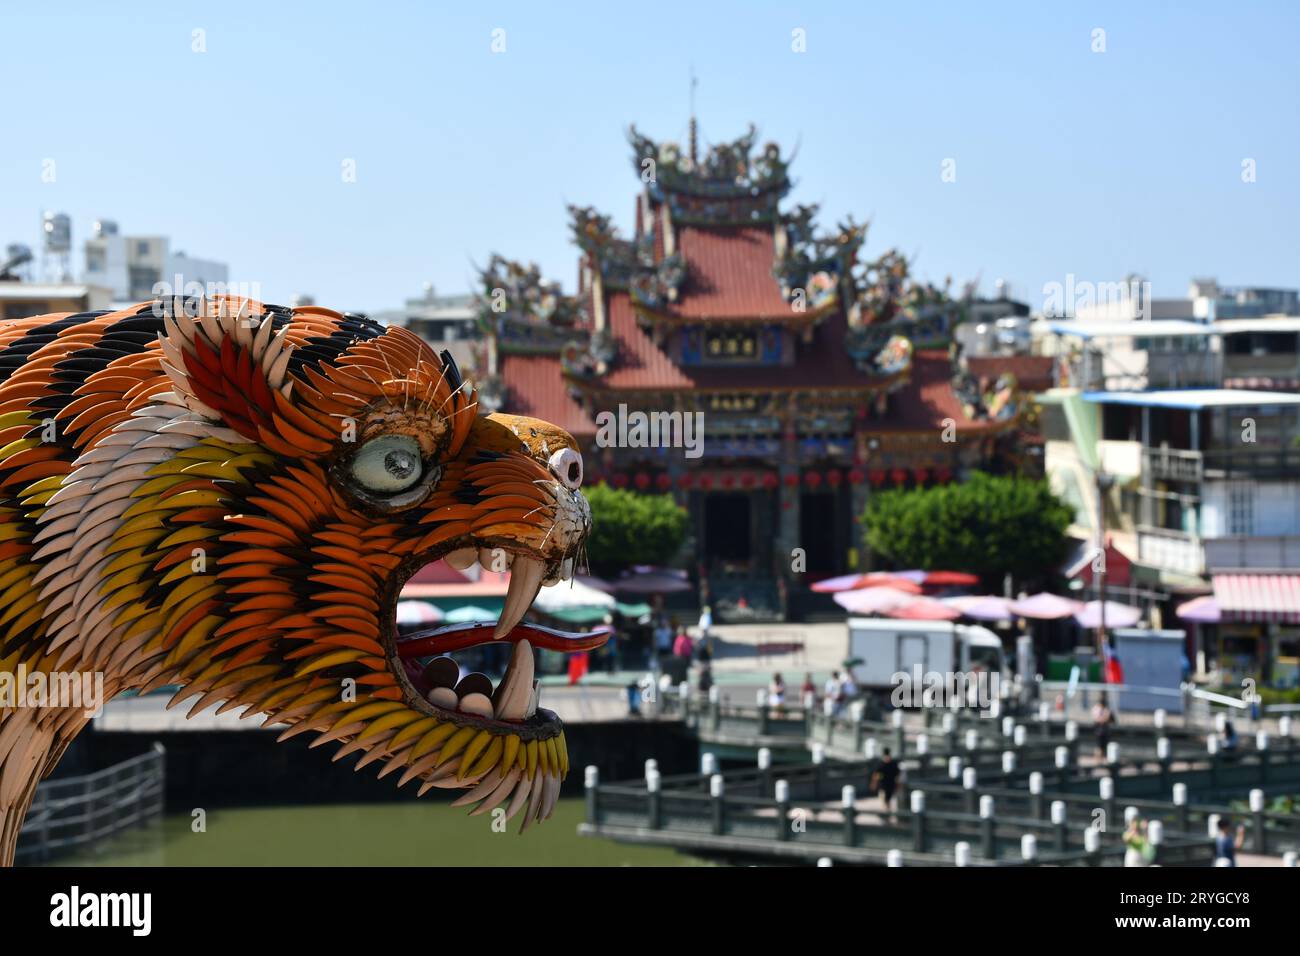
[922,570,981,587]
[943,595,1014,621]
[1007,592,1083,620]
[811,573,868,593]
[834,586,919,615]
[814,573,923,594]
[395,600,445,626]
[1073,600,1141,629]
[1176,595,1220,624]
[887,598,961,621]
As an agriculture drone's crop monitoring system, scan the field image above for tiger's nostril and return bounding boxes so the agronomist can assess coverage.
[548,448,583,490]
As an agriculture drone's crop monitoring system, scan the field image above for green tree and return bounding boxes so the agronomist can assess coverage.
[862,473,1072,585]
[584,484,689,575]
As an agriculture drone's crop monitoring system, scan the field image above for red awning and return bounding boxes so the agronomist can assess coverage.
[1211,572,1300,624]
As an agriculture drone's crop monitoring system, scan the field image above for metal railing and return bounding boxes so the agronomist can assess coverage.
[15,744,166,864]
[580,753,1267,866]
[1143,445,1300,483]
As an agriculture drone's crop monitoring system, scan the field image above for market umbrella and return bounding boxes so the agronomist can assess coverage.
[533,578,616,613]
[443,604,497,624]
[613,566,693,594]
[813,573,923,595]
[943,595,1015,621]
[834,586,919,615]
[887,598,962,621]
[1073,600,1141,629]
[811,572,867,593]
[1175,595,1220,624]
[1007,592,1083,620]
[922,570,981,587]
[395,600,444,626]
[575,573,616,594]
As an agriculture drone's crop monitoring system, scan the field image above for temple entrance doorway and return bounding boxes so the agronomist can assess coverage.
[703,493,752,566]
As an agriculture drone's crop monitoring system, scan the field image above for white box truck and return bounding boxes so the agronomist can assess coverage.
[847,617,1008,690]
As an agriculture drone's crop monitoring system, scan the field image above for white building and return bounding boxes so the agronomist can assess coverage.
[373,285,478,374]
[83,220,228,305]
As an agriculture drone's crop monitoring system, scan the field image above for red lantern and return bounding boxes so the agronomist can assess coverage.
[935,466,953,483]
[611,473,629,488]
[848,468,865,485]
[698,474,714,490]
[762,472,779,490]
[720,473,735,489]
[677,473,694,490]
[783,473,799,488]
[655,472,673,491]
[740,473,756,489]
[804,471,823,489]
[868,469,887,486]
[826,468,843,487]
[890,468,908,485]
[634,471,651,490]
[913,468,929,484]
[588,471,603,486]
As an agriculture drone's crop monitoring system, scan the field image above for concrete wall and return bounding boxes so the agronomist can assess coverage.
[57,720,700,809]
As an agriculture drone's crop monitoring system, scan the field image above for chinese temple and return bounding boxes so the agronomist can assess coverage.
[474,123,1028,615]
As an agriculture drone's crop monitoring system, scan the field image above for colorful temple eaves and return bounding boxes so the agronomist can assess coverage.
[475,123,1029,584]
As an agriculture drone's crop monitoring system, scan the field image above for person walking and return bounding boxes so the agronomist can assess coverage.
[672,626,694,661]
[652,614,673,664]
[697,662,714,696]
[824,669,843,716]
[1123,818,1154,867]
[769,672,787,716]
[871,747,901,821]
[1214,818,1246,866]
[1093,700,1114,759]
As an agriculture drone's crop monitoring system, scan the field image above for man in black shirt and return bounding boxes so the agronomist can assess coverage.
[873,748,902,820]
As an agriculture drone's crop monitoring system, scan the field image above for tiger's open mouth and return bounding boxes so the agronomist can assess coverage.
[373,546,608,827]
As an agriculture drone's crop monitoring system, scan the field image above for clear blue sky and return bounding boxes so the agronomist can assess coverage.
[2,1,1296,313]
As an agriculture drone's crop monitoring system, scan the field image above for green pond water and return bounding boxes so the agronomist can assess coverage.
[47,799,712,867]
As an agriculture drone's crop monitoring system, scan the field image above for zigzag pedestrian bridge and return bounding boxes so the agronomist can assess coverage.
[579,693,1300,867]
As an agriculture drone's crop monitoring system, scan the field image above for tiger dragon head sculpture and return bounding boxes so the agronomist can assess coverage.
[0,296,607,865]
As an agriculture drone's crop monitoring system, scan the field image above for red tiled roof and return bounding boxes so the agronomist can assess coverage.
[599,291,878,391]
[661,226,794,320]
[499,353,595,440]
[869,350,1001,433]
[967,355,1055,393]
[499,332,996,435]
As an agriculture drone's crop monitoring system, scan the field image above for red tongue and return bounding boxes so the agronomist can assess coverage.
[396,621,611,659]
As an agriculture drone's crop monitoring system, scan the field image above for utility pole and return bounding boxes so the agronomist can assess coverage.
[1095,470,1113,657]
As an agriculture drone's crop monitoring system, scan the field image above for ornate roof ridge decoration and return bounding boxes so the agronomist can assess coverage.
[560,327,616,380]
[629,297,838,331]
[629,124,792,226]
[843,250,965,372]
[474,254,588,355]
[773,205,868,312]
[568,204,686,309]
[952,366,1023,425]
